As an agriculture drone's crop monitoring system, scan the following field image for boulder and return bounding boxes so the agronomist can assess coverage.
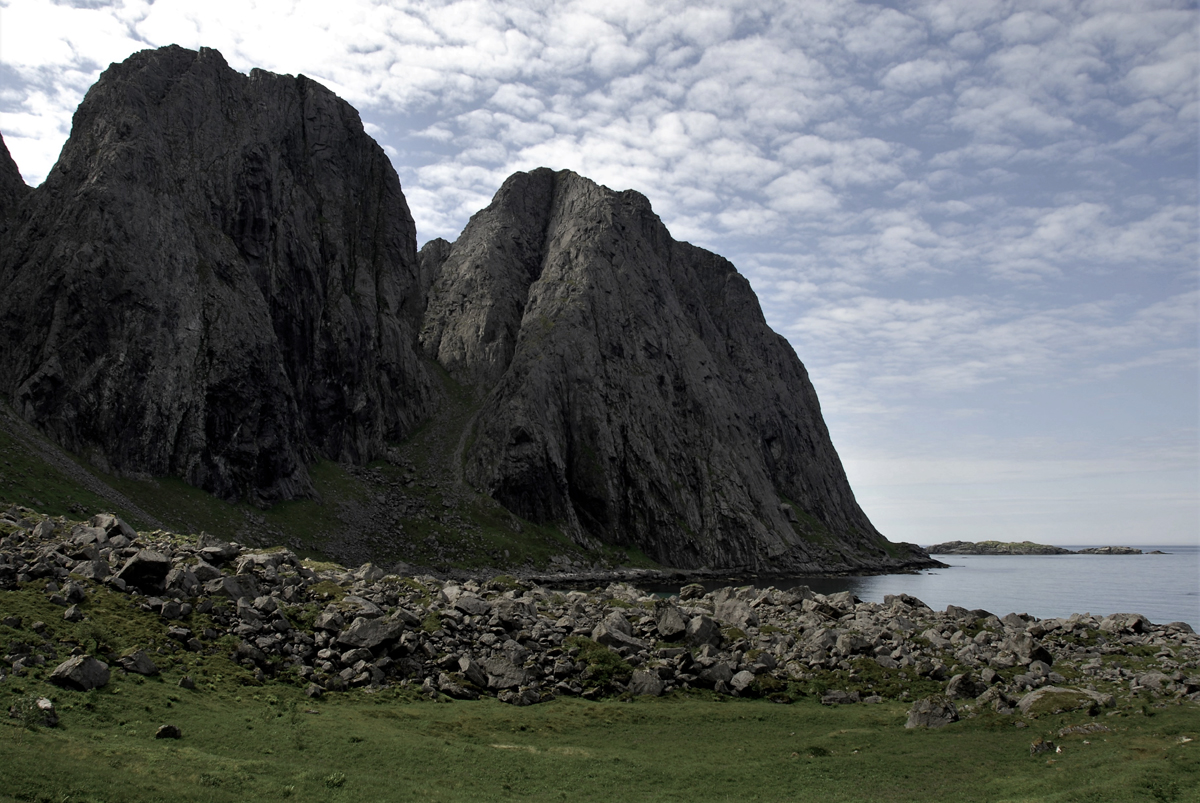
[1017,686,1114,718]
[629,670,665,697]
[49,656,110,691]
[482,657,531,690]
[593,611,646,652]
[119,649,160,676]
[458,655,488,688]
[336,617,403,651]
[945,673,986,700]
[730,670,756,694]
[115,550,172,593]
[905,695,958,729]
[453,594,492,617]
[686,615,721,648]
[714,598,758,630]
[654,601,688,640]
[155,724,182,739]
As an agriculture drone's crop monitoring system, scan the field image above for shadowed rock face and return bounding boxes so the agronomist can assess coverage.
[0,46,435,505]
[421,168,915,571]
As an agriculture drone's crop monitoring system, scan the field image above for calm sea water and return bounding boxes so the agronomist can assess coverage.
[640,545,1200,628]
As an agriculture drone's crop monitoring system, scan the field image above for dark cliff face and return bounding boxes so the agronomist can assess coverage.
[0,133,29,229]
[421,169,905,571]
[0,46,435,505]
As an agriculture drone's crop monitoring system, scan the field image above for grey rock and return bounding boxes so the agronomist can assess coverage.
[698,661,734,688]
[49,655,110,690]
[714,598,758,630]
[120,650,160,676]
[730,670,756,693]
[1017,686,1114,717]
[482,657,531,690]
[945,673,986,700]
[115,550,172,593]
[63,604,84,623]
[0,45,436,506]
[313,609,345,632]
[419,167,933,572]
[654,601,688,640]
[155,724,182,739]
[821,690,861,705]
[458,655,488,688]
[335,617,403,650]
[905,695,958,729]
[629,669,665,696]
[74,560,110,581]
[453,594,491,617]
[437,672,479,700]
[686,615,721,648]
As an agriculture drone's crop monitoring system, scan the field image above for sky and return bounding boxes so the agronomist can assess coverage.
[0,0,1196,547]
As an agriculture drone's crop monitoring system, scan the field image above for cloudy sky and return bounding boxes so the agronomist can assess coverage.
[1,0,1196,547]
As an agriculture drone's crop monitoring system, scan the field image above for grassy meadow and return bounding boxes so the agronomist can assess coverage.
[3,666,1197,803]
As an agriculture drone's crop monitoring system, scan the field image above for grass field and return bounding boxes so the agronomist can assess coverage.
[3,670,1197,803]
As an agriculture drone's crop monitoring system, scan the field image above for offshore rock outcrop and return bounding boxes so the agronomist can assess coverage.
[0,46,435,506]
[421,169,925,572]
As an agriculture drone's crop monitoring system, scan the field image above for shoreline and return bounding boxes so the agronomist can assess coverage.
[2,509,1196,720]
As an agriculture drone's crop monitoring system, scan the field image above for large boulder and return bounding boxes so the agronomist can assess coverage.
[114,550,172,593]
[905,695,958,729]
[1017,686,1114,718]
[49,656,110,691]
[654,601,688,640]
[335,617,403,651]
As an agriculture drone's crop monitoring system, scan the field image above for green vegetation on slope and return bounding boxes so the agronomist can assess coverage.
[0,373,624,573]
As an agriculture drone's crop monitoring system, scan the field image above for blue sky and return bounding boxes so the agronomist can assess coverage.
[1,0,1196,546]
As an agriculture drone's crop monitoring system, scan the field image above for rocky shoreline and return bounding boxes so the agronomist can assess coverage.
[3,509,1197,729]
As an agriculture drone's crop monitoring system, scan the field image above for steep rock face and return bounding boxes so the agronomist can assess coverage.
[0,46,435,504]
[422,169,914,571]
[0,133,29,228]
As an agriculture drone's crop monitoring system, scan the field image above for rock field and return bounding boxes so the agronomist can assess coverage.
[3,508,1197,726]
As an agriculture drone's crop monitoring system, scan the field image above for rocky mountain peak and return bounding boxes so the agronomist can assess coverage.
[420,168,908,571]
[0,45,435,505]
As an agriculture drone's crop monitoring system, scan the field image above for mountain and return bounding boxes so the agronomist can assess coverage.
[0,46,436,507]
[0,46,932,572]
[420,168,914,571]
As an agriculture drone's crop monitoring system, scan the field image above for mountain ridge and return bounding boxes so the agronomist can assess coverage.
[0,45,934,573]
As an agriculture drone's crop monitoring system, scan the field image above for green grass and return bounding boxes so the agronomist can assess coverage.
[0,428,145,526]
[2,674,1196,802]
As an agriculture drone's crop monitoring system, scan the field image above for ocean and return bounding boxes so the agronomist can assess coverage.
[641,544,1200,629]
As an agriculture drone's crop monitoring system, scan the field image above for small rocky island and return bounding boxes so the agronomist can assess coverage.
[3,508,1196,732]
[928,541,1145,556]
[927,541,1074,555]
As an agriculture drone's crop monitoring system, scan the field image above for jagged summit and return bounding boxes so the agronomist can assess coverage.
[0,46,931,572]
[419,168,908,571]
